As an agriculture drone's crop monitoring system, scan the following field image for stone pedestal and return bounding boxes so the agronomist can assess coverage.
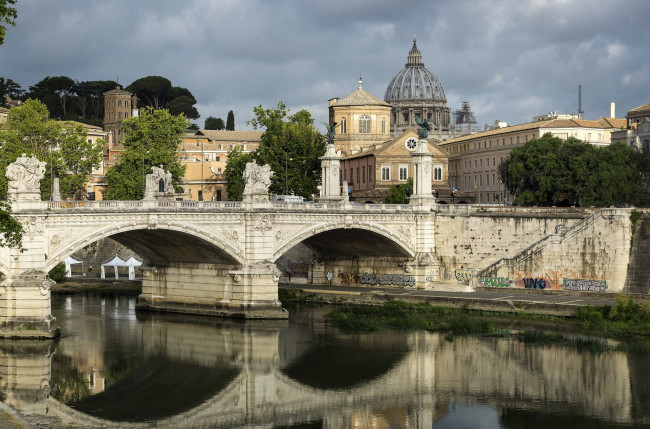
[409,139,436,212]
[319,143,343,203]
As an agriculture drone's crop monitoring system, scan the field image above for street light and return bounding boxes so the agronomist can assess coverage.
[285,153,291,195]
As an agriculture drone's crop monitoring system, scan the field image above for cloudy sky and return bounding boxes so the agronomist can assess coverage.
[1,0,649,133]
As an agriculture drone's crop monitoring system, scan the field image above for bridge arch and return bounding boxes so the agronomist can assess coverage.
[272,223,415,262]
[45,221,245,273]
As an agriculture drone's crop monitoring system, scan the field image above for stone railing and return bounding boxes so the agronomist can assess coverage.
[43,199,415,213]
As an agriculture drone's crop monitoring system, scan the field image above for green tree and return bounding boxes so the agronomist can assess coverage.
[0,201,23,249]
[501,133,648,207]
[224,146,255,200]
[0,99,102,199]
[0,100,93,198]
[167,95,199,120]
[126,76,171,110]
[27,76,76,118]
[105,108,187,200]
[0,77,23,106]
[385,178,413,204]
[204,116,224,130]
[248,102,325,200]
[0,0,17,45]
[226,110,235,131]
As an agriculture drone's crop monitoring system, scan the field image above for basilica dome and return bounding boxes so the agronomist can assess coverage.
[385,39,446,103]
[384,38,450,133]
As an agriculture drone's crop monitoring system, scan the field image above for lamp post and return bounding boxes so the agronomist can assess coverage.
[285,153,289,195]
[47,140,52,200]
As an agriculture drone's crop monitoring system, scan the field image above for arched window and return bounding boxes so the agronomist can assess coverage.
[359,115,371,134]
[434,167,442,181]
[340,117,347,134]
[381,118,386,134]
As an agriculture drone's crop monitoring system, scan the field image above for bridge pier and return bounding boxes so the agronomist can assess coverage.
[137,262,286,319]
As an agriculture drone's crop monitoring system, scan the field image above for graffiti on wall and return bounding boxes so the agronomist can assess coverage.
[338,272,415,287]
[455,269,477,282]
[513,269,599,290]
[521,278,547,289]
[480,277,512,288]
[563,279,608,292]
[288,262,309,278]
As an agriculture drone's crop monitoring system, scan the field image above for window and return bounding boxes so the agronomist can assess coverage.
[381,118,386,134]
[340,117,347,133]
[349,169,353,184]
[516,136,520,144]
[125,100,129,107]
[486,174,490,186]
[434,166,442,181]
[362,166,366,183]
[216,190,222,201]
[492,157,495,166]
[381,165,391,181]
[480,159,482,167]
[403,112,409,123]
[216,156,220,161]
[359,115,371,133]
[399,165,408,181]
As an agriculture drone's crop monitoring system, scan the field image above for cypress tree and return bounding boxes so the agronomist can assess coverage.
[226,110,235,130]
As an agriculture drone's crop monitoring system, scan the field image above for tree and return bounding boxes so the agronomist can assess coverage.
[0,77,23,106]
[126,76,172,110]
[224,147,256,200]
[27,76,76,118]
[385,178,413,204]
[0,0,17,45]
[226,110,235,131]
[248,102,325,200]
[0,201,23,250]
[204,116,224,130]
[0,99,103,199]
[500,133,648,207]
[167,95,199,120]
[105,108,187,200]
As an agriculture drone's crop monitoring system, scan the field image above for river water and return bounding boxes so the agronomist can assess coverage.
[2,292,648,428]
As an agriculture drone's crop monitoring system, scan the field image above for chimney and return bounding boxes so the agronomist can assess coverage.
[610,102,615,118]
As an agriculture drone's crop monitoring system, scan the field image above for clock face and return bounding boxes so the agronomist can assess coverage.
[405,138,417,151]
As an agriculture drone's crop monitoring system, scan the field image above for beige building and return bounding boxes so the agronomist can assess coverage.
[342,128,452,203]
[611,102,650,151]
[440,117,626,204]
[180,129,262,201]
[328,79,392,156]
[103,86,138,143]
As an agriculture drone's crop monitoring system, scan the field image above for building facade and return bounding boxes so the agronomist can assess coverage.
[103,86,138,144]
[440,117,626,204]
[328,79,392,156]
[341,128,452,203]
[180,130,262,201]
[611,102,650,151]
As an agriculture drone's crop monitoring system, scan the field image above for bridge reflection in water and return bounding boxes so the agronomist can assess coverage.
[0,294,647,428]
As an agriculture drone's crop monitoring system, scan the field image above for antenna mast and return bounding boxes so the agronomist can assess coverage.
[578,84,583,119]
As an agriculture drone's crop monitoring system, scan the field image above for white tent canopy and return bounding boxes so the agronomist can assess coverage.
[63,255,83,277]
[101,254,143,280]
[124,256,143,280]
[101,254,128,279]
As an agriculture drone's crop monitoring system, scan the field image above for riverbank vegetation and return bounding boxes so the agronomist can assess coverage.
[279,289,650,353]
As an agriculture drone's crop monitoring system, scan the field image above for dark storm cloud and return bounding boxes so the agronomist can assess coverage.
[1,0,648,131]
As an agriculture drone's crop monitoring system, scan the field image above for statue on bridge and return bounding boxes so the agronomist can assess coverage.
[415,116,434,140]
[243,160,273,200]
[145,165,174,199]
[6,154,46,201]
[322,122,339,146]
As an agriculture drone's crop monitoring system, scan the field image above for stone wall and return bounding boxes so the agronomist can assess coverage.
[467,209,632,292]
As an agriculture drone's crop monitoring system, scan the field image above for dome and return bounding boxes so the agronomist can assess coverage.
[384,38,446,103]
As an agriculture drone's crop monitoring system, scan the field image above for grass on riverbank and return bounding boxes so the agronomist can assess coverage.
[51,279,142,296]
[317,293,650,353]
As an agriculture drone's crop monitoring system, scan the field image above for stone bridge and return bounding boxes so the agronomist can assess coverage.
[0,150,644,337]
